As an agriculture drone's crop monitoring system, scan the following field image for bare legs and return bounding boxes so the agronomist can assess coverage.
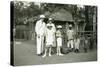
[42,45,52,58]
[57,47,63,56]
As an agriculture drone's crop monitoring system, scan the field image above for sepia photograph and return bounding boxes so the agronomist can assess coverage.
[10,1,97,66]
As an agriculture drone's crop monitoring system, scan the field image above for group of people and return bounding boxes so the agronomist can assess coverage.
[35,15,81,58]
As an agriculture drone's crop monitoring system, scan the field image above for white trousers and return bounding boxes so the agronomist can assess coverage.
[67,40,74,48]
[36,36,44,54]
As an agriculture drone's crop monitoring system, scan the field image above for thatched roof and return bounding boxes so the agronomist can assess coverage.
[49,9,73,21]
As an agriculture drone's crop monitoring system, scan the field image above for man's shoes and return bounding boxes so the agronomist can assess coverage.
[37,54,42,56]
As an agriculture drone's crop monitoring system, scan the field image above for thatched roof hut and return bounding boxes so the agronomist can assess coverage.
[49,9,74,22]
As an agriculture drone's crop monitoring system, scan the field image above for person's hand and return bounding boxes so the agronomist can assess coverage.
[37,34,40,38]
[38,36,40,38]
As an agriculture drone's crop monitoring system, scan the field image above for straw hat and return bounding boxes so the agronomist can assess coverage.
[49,18,53,20]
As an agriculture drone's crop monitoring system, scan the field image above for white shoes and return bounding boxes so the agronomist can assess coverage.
[49,54,51,57]
[57,53,63,56]
[42,54,46,58]
[59,53,63,56]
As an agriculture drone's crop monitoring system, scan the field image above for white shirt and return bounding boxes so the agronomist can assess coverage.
[35,20,46,36]
[67,29,74,40]
[74,38,80,45]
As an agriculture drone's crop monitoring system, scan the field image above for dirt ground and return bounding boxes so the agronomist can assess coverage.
[13,40,97,66]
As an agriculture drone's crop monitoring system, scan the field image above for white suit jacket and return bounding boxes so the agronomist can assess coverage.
[35,20,46,36]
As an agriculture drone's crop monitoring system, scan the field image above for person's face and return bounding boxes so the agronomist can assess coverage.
[69,27,72,30]
[48,26,52,30]
[49,20,52,23]
[40,18,44,21]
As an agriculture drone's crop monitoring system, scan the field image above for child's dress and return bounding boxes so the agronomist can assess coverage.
[56,30,62,47]
[74,38,80,49]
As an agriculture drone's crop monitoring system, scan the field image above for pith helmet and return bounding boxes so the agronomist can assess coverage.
[40,15,45,19]
[57,25,62,28]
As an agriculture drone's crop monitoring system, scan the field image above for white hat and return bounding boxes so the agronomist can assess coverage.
[40,15,45,18]
[47,24,52,27]
[69,24,72,27]
[57,25,62,28]
[49,18,52,20]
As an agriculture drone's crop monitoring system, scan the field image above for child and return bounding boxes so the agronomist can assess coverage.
[56,25,63,56]
[84,35,88,53]
[74,35,80,53]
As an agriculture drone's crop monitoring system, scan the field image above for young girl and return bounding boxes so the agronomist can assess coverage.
[56,25,63,56]
[42,18,56,57]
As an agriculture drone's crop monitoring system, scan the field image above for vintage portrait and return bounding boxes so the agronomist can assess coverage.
[10,1,97,66]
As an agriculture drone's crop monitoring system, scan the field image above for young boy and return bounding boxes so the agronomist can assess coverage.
[56,25,63,56]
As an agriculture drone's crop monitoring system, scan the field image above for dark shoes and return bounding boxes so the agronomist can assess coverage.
[74,49,79,53]
[37,53,43,56]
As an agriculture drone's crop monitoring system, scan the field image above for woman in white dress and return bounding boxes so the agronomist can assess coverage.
[42,18,56,57]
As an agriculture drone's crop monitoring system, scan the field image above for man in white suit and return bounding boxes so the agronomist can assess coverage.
[35,15,46,55]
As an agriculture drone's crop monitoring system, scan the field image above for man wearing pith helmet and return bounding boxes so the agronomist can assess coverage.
[35,15,46,56]
[67,24,74,51]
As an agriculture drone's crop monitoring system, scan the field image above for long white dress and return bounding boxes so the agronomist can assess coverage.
[46,23,56,46]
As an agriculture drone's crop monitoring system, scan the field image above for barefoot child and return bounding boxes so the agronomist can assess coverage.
[56,25,63,56]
